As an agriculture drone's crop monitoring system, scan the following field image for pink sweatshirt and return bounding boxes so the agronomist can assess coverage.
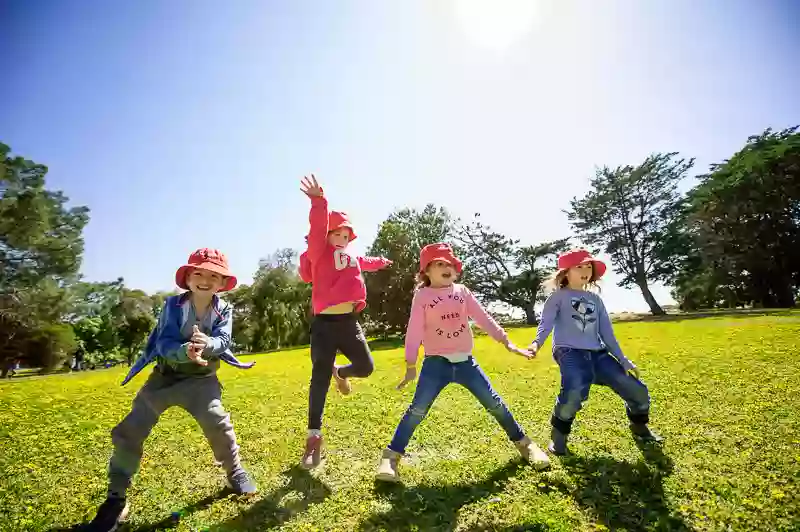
[404,284,509,365]
[306,196,391,314]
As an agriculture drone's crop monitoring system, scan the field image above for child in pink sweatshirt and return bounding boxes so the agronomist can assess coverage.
[299,174,392,470]
[375,243,550,482]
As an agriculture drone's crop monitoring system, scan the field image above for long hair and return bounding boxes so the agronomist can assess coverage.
[545,264,601,293]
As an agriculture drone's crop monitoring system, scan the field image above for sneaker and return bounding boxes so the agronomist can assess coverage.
[376,449,402,482]
[87,495,129,532]
[630,423,664,443]
[547,427,569,456]
[333,365,352,395]
[301,434,323,470]
[226,468,257,496]
[515,436,551,470]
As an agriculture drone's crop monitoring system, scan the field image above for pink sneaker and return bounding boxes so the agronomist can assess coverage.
[301,434,323,470]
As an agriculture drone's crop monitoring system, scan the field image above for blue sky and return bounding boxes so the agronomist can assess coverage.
[2,0,799,312]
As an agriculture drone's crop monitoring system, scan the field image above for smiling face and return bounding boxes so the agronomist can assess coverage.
[185,267,226,295]
[566,263,594,290]
[327,227,352,249]
[426,260,458,288]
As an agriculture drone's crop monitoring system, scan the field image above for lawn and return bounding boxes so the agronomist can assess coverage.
[1,312,799,531]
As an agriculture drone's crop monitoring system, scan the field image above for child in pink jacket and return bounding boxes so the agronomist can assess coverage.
[299,174,392,469]
[376,243,550,482]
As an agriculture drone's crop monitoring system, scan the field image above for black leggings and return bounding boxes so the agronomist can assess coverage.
[308,313,374,430]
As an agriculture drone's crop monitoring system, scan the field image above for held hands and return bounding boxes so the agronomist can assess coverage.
[505,340,534,359]
[526,341,539,357]
[396,365,417,390]
[300,174,323,198]
[186,325,211,366]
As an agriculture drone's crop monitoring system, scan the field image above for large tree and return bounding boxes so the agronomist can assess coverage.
[0,143,90,367]
[364,205,456,335]
[113,289,157,366]
[682,126,800,308]
[567,153,694,315]
[455,214,569,324]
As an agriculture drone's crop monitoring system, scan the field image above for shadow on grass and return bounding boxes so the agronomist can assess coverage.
[208,465,331,531]
[358,460,527,531]
[553,442,690,531]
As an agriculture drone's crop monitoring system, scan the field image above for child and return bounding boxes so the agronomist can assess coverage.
[528,248,663,456]
[299,174,392,469]
[88,248,256,532]
[376,243,550,482]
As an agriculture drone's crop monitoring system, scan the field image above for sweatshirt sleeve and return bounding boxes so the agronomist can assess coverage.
[597,297,635,369]
[404,290,426,366]
[533,291,560,348]
[307,195,329,262]
[153,302,190,362]
[464,288,509,345]
[204,302,233,357]
[358,256,392,272]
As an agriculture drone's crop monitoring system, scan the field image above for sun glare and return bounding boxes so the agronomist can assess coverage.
[453,0,539,51]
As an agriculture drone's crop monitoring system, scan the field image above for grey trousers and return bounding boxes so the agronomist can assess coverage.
[108,371,241,497]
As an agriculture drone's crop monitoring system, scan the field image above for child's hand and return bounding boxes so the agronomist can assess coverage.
[186,342,209,366]
[506,341,534,359]
[300,174,323,198]
[191,325,212,350]
[397,366,417,390]
[527,341,539,356]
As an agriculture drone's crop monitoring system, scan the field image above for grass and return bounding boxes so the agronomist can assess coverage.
[1,312,799,531]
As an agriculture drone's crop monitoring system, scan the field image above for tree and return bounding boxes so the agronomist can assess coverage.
[113,289,157,366]
[567,153,694,315]
[454,214,569,324]
[681,126,800,308]
[364,205,456,335]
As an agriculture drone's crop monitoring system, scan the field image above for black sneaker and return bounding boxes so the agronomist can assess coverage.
[630,423,665,443]
[226,468,257,496]
[87,496,129,532]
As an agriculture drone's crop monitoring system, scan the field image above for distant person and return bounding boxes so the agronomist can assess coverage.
[376,243,550,482]
[527,249,663,455]
[88,248,256,532]
[298,174,392,470]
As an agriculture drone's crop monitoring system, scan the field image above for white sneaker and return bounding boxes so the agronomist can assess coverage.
[515,436,551,470]
[376,449,402,482]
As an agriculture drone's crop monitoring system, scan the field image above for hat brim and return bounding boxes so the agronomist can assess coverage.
[557,258,607,280]
[421,255,463,274]
[176,263,237,292]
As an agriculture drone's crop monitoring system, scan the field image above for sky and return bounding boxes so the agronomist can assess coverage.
[2,0,799,312]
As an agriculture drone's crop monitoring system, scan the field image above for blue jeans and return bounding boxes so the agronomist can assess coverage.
[551,348,651,434]
[388,356,525,454]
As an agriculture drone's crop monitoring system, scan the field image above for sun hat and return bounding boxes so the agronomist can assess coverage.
[419,243,463,273]
[556,249,607,279]
[328,211,356,241]
[175,248,237,292]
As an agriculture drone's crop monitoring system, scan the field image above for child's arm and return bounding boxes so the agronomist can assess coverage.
[302,174,328,262]
[152,303,192,361]
[358,256,392,272]
[404,291,426,367]
[464,288,509,345]
[597,299,637,372]
[530,292,560,352]
[298,251,313,283]
[203,303,233,356]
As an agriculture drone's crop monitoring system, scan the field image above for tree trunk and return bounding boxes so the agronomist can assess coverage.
[637,280,665,315]
[523,304,538,325]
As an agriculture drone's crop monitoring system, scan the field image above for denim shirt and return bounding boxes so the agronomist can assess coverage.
[121,293,254,386]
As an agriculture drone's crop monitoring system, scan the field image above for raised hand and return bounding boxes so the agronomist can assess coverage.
[186,342,208,366]
[191,325,211,350]
[300,174,323,198]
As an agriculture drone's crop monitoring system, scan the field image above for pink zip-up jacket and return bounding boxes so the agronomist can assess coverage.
[306,196,391,314]
[404,284,509,365]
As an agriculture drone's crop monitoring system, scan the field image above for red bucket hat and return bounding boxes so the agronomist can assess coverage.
[175,248,237,292]
[328,211,356,241]
[557,249,607,279]
[419,243,463,273]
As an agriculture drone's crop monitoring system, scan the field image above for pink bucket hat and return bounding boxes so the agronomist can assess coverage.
[419,243,463,273]
[175,248,237,292]
[556,249,607,279]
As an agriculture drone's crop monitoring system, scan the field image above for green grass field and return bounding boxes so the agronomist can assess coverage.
[2,312,799,531]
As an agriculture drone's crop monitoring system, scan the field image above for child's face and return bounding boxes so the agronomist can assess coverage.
[186,267,225,295]
[566,263,593,288]
[427,260,457,288]
[327,228,352,249]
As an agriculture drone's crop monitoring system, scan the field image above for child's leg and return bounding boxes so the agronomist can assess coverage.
[108,373,170,497]
[455,358,525,442]
[551,348,594,436]
[308,317,338,431]
[593,351,651,425]
[335,316,374,379]
[180,376,242,475]
[388,356,451,454]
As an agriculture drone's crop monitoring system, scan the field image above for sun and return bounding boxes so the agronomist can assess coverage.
[453,0,540,51]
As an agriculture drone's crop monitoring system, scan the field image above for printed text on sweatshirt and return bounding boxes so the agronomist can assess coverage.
[533,289,635,369]
[405,284,508,365]
[306,196,390,314]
